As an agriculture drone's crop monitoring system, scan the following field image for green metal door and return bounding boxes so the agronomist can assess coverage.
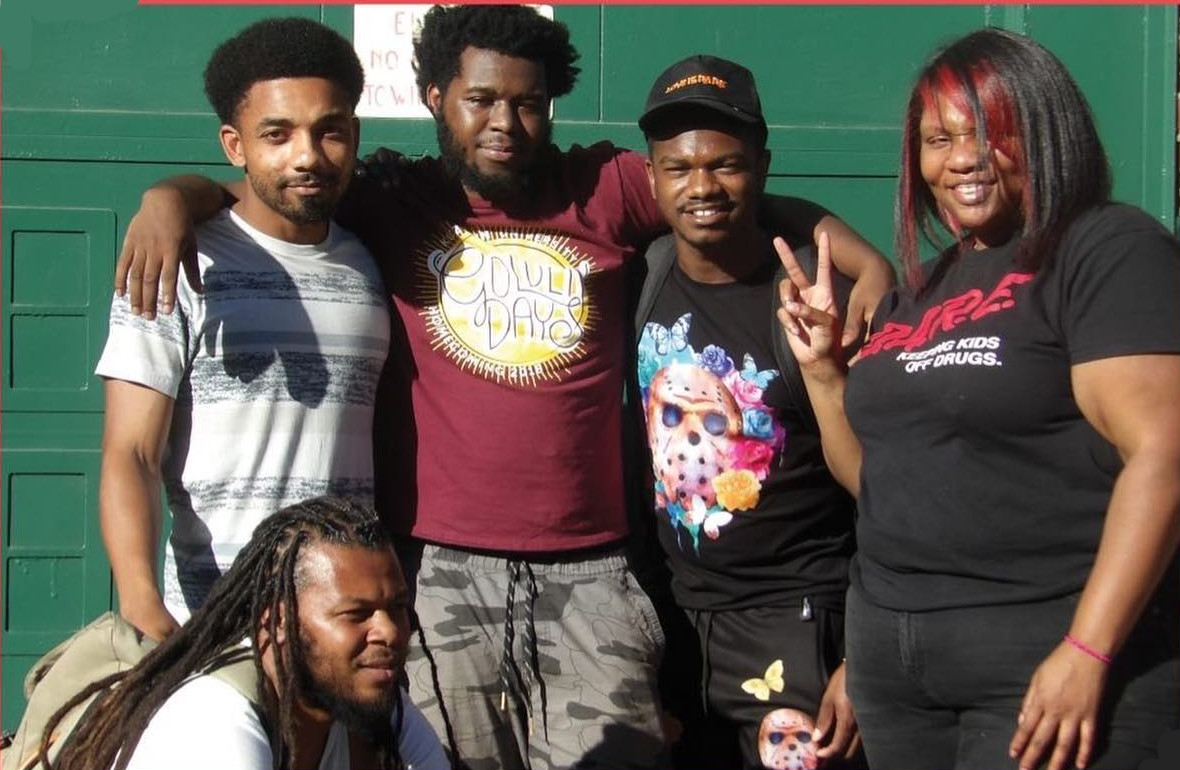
[2,0,1175,731]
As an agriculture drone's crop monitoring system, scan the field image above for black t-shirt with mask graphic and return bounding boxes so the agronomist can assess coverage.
[637,248,854,612]
[845,204,1180,612]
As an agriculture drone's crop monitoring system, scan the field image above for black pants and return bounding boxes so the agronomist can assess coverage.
[662,599,858,770]
[845,585,1180,770]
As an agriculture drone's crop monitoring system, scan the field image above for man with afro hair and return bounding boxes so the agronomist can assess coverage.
[95,17,391,647]
[115,6,892,768]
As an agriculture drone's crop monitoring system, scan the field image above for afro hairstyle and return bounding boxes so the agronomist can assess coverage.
[413,5,580,105]
[204,17,365,125]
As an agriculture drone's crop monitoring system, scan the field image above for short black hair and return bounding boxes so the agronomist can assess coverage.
[896,28,1111,289]
[413,5,580,104]
[204,17,366,125]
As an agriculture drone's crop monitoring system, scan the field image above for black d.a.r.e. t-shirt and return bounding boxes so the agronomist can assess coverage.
[845,203,1180,612]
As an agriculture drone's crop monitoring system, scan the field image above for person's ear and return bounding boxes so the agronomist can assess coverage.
[258,603,288,647]
[220,124,246,169]
[426,84,443,117]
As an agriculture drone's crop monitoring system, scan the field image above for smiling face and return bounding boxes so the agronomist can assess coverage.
[427,46,552,202]
[919,92,1026,249]
[219,77,358,244]
[646,122,768,259]
[290,543,410,730]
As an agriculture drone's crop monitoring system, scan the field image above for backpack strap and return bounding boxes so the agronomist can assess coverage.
[623,234,679,599]
[205,647,273,741]
[633,234,678,338]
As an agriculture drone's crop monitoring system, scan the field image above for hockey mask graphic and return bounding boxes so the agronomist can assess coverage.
[647,363,743,508]
[757,708,818,770]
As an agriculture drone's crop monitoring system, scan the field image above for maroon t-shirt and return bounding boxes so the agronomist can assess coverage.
[359,143,663,552]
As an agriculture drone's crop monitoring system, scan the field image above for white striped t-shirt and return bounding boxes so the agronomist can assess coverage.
[96,209,390,622]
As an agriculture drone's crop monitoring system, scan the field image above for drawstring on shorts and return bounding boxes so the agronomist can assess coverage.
[499,560,549,740]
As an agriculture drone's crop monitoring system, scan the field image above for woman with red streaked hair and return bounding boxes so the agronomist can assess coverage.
[776,28,1179,770]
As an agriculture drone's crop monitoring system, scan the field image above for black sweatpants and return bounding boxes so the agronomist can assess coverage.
[662,598,856,769]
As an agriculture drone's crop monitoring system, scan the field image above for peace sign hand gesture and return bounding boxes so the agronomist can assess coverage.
[775,231,845,374]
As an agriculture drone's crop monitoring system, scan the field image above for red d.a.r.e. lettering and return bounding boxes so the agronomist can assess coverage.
[859,271,1034,359]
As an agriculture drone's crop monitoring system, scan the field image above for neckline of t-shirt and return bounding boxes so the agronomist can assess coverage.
[919,235,1022,297]
[670,242,778,292]
[225,209,338,259]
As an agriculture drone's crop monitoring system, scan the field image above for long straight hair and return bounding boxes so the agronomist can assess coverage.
[895,28,1112,290]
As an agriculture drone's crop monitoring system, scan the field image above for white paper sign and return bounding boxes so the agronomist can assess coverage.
[354,4,554,120]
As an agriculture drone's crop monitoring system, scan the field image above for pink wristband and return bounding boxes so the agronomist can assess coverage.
[1064,634,1113,665]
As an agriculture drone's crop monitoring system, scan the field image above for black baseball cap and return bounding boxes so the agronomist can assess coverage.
[638,54,766,135]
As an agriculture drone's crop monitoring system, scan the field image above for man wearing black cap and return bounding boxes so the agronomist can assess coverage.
[629,55,867,769]
[111,9,888,766]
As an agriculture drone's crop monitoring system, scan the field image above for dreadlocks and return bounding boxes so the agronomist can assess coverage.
[42,497,404,770]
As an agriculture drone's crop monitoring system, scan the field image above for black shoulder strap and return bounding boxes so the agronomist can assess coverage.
[634,234,678,337]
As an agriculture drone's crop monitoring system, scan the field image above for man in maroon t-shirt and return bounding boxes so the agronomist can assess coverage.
[115,7,891,768]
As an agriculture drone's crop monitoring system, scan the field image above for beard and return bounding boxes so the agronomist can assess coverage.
[247,170,341,227]
[435,118,549,204]
[290,632,398,736]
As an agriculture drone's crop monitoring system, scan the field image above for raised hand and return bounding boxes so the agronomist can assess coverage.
[774,231,844,371]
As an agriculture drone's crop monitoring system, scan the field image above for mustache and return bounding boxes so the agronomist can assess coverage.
[356,650,402,669]
[282,173,338,188]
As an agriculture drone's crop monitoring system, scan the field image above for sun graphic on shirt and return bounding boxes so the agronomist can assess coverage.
[417,225,596,386]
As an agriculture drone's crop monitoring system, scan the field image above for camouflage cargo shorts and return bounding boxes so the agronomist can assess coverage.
[400,542,667,770]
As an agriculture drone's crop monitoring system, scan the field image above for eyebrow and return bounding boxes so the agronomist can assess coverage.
[256,112,352,128]
[657,151,748,165]
[334,590,411,606]
[464,85,546,100]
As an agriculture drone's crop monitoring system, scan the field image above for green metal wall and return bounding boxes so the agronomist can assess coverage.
[1,1,1175,730]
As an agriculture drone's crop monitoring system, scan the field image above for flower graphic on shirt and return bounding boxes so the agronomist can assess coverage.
[714,470,761,511]
[742,408,778,441]
[698,344,735,377]
[639,315,785,553]
[730,438,775,480]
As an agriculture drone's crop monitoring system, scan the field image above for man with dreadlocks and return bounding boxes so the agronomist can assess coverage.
[43,497,446,770]
[95,17,390,641]
[112,6,892,767]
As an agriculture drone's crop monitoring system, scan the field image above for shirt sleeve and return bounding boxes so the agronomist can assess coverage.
[124,677,272,770]
[759,195,833,244]
[616,148,667,244]
[1055,205,1180,364]
[397,697,449,770]
[94,289,194,397]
